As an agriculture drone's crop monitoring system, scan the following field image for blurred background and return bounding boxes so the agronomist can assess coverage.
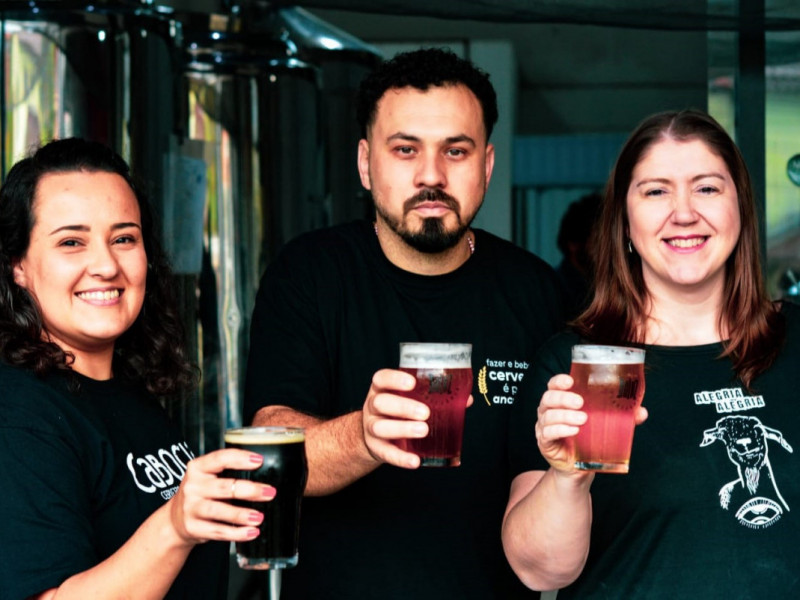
[1,2,798,593]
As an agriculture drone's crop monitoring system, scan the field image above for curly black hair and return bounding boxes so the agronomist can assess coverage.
[0,138,197,398]
[355,47,498,141]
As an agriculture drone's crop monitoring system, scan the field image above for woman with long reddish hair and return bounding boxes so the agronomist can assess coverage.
[502,109,799,598]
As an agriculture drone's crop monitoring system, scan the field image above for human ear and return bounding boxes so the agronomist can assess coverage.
[357,139,372,191]
[12,259,27,288]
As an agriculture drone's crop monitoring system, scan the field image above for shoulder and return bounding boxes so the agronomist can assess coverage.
[780,298,800,321]
[261,221,373,281]
[252,221,376,314]
[778,299,800,344]
[276,221,371,261]
[0,362,80,435]
[471,229,565,307]
[0,361,58,402]
[473,229,555,272]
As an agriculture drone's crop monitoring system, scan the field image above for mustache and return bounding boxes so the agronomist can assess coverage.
[403,188,459,214]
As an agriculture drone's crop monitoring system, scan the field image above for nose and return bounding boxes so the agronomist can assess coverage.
[88,242,120,278]
[670,188,699,225]
[413,152,447,189]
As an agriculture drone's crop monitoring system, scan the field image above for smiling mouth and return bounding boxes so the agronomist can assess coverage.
[77,290,121,301]
[666,237,708,249]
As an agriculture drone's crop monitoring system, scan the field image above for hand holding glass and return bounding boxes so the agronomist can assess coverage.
[569,345,646,473]
[392,342,472,467]
[224,426,307,569]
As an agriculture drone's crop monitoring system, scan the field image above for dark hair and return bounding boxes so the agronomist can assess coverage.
[356,47,498,141]
[0,137,196,397]
[574,109,784,388]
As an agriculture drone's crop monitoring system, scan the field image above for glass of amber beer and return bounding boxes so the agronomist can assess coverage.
[570,345,645,473]
[224,427,307,569]
[394,342,473,467]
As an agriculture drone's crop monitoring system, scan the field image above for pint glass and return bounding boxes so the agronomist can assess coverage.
[394,342,472,467]
[570,345,646,473]
[224,427,307,569]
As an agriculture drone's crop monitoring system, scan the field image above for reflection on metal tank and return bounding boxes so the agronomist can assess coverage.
[0,3,175,180]
[171,10,327,447]
[235,4,382,223]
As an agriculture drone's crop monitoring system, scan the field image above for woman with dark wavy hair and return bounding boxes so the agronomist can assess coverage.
[503,110,800,598]
[0,138,274,599]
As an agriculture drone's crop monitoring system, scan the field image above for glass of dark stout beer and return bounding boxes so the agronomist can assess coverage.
[224,427,307,569]
[569,345,646,473]
[393,343,473,467]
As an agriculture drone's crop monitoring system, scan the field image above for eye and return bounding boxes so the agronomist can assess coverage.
[643,188,666,197]
[446,148,467,158]
[394,146,416,156]
[697,185,719,195]
[58,238,83,248]
[113,234,138,245]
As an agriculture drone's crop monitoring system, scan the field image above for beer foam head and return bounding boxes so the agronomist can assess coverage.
[399,343,472,368]
[571,344,645,364]
[225,426,305,445]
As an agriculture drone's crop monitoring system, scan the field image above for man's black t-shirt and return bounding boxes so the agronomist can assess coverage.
[245,220,564,599]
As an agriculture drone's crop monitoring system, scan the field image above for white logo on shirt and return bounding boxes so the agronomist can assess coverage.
[694,387,765,413]
[478,358,529,406]
[700,415,793,529]
[126,442,195,499]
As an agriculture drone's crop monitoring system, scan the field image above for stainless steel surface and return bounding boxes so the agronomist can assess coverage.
[177,9,327,444]
[0,4,175,174]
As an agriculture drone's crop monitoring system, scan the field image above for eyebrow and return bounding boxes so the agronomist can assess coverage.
[635,172,726,188]
[48,222,141,235]
[386,132,477,147]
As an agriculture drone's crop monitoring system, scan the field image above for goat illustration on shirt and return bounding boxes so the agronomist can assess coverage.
[700,415,793,519]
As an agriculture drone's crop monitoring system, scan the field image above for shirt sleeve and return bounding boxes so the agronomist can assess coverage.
[0,394,98,599]
[243,241,333,424]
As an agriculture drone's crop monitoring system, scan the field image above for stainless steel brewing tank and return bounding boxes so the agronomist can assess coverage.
[174,11,326,445]
[238,6,383,223]
[0,2,176,182]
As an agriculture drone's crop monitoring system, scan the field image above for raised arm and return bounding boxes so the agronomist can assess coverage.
[31,449,274,600]
[503,373,648,591]
[252,368,433,496]
[502,374,595,591]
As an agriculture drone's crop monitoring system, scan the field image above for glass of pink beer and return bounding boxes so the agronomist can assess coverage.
[570,344,646,473]
[394,342,472,467]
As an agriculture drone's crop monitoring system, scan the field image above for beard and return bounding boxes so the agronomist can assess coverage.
[375,187,472,254]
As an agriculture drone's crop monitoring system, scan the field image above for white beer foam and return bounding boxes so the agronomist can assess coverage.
[225,427,305,445]
[571,345,645,365]
[400,343,472,368]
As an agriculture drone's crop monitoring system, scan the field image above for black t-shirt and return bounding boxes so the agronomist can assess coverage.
[518,301,800,598]
[0,362,228,600]
[244,220,564,599]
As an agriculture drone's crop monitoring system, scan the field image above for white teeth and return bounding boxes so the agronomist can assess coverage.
[78,290,120,301]
[667,237,706,248]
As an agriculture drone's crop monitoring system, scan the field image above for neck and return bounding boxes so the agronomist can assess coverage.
[68,349,114,381]
[642,279,727,345]
[373,220,474,276]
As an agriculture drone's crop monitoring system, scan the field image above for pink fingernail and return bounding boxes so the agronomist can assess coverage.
[248,512,263,523]
[263,486,276,499]
[249,454,263,464]
[247,528,260,538]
